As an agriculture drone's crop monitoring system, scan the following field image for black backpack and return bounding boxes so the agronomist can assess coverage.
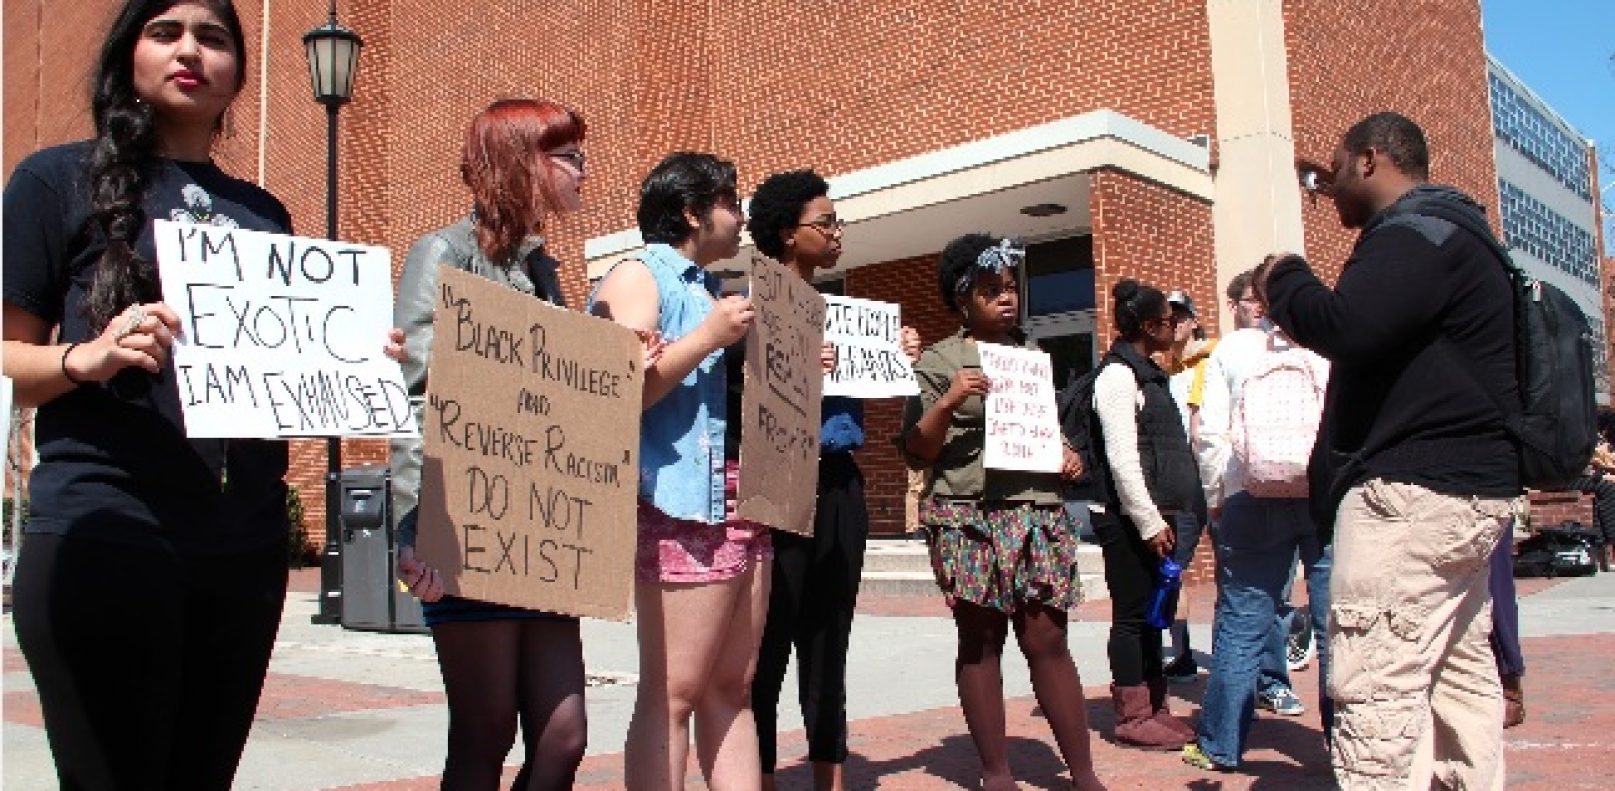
[1055,356,1117,503]
[1413,203,1599,490]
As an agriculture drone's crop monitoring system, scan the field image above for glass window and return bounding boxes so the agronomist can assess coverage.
[1497,180,1598,288]
[1024,235,1095,316]
[1489,72,1592,201]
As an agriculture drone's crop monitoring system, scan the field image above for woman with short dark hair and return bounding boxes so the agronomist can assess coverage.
[745,169,921,791]
[591,152,772,791]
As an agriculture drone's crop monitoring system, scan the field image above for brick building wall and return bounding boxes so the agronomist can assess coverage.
[1283,0,1502,280]
[6,0,1536,559]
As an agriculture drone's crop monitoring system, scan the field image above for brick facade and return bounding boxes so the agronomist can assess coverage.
[5,1,1552,559]
[1284,0,1502,278]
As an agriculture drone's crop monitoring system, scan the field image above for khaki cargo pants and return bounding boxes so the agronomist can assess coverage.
[1329,479,1515,791]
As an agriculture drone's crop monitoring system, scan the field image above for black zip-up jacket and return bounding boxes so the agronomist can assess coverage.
[1267,184,1522,533]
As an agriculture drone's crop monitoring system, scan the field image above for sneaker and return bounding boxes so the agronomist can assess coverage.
[1286,620,1315,671]
[1256,686,1305,716]
[1163,653,1199,683]
[1181,742,1231,771]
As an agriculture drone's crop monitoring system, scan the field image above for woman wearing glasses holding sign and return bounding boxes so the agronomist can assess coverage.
[900,234,1106,791]
[744,169,921,791]
[0,2,382,787]
[390,98,599,790]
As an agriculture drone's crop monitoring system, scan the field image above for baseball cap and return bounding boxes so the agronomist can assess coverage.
[1166,290,1197,319]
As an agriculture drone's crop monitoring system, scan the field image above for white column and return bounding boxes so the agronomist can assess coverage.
[1206,0,1307,333]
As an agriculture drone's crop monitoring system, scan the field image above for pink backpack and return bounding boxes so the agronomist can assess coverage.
[1231,336,1325,498]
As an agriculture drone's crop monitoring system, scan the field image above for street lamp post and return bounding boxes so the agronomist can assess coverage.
[304,3,363,625]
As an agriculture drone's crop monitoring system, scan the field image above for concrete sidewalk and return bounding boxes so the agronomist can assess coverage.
[6,570,1615,789]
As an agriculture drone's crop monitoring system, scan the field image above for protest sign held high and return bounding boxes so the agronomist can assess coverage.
[155,220,415,439]
[414,267,641,620]
[738,257,826,535]
[978,341,1062,473]
[822,295,919,398]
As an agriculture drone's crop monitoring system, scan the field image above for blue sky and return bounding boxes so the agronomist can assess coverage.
[1482,0,1615,204]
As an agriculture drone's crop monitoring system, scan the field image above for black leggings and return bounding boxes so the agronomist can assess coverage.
[1094,512,1162,687]
[12,532,288,791]
[752,453,868,772]
[431,618,587,790]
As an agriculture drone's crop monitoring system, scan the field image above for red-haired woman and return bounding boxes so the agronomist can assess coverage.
[390,97,592,791]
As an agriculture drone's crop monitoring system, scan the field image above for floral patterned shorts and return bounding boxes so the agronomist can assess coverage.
[636,462,772,584]
[920,499,1083,613]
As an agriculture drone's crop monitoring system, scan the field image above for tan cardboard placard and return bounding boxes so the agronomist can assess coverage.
[737,256,826,535]
[415,267,642,620]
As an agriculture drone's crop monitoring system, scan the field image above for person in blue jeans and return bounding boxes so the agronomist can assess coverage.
[1190,496,1332,769]
[1183,265,1333,770]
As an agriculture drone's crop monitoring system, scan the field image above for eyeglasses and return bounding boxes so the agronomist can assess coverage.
[546,150,586,173]
[796,217,845,236]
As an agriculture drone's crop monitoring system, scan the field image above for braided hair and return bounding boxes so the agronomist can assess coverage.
[82,0,247,332]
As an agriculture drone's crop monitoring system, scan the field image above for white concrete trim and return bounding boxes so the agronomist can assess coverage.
[583,109,1211,267]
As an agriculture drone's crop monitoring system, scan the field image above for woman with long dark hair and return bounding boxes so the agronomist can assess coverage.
[900,233,1106,791]
[389,98,595,790]
[3,2,304,787]
[1088,279,1205,751]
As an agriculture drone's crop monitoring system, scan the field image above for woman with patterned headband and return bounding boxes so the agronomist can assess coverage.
[900,233,1107,791]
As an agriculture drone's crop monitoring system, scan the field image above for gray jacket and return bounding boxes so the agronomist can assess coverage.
[390,216,566,545]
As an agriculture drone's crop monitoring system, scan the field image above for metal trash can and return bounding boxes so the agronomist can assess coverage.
[339,465,426,633]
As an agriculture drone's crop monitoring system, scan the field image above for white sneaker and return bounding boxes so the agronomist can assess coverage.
[1257,686,1305,716]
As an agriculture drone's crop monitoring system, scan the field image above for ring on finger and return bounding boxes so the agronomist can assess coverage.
[115,306,149,341]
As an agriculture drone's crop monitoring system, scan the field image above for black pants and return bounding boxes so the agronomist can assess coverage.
[1093,511,1162,688]
[752,453,868,772]
[13,533,289,791]
[1572,474,1615,545]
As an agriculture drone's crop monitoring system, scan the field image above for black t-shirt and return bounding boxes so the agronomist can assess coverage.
[4,141,294,554]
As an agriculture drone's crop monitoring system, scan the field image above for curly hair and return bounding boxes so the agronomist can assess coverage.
[745,169,828,260]
[936,233,1000,312]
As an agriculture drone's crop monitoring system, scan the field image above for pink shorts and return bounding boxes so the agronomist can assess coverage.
[636,462,772,583]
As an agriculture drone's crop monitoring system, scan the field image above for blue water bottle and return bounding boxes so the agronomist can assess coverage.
[1146,556,1183,630]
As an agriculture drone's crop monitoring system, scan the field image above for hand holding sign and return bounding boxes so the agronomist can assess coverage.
[821,295,919,398]
[699,295,756,348]
[738,256,826,534]
[154,221,415,439]
[62,302,184,382]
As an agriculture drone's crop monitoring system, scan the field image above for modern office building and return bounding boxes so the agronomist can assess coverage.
[1488,55,1611,404]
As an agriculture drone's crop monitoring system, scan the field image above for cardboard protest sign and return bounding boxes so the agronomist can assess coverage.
[978,341,1063,473]
[737,257,826,535]
[154,220,414,439]
[822,295,919,398]
[414,267,642,620]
